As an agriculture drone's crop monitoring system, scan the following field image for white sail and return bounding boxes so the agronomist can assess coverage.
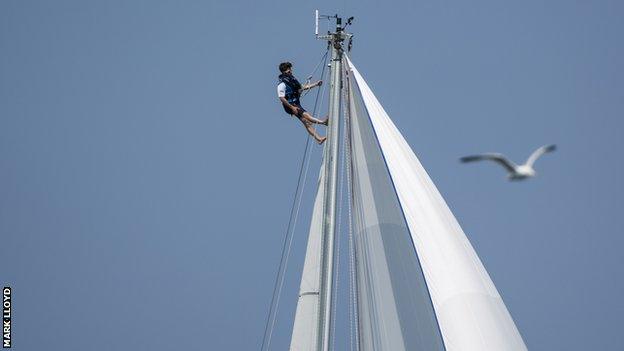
[289,160,326,351]
[346,59,445,350]
[346,56,527,351]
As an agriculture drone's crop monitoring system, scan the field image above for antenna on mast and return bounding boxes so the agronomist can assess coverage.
[315,10,319,36]
[315,12,354,51]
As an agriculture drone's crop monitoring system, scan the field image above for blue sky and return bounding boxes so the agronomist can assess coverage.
[1,1,623,350]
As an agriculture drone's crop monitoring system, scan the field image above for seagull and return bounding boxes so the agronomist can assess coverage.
[460,144,557,180]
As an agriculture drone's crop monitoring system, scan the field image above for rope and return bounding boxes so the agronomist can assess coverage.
[302,50,329,99]
[261,49,329,351]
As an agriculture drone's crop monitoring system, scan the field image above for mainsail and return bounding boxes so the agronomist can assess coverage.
[290,160,325,351]
[286,15,526,351]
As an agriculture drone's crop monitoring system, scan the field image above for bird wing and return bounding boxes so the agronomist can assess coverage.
[525,144,556,167]
[460,153,518,173]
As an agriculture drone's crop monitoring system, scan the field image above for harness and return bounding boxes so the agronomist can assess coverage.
[279,73,302,105]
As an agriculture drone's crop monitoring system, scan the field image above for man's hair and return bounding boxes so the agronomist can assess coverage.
[279,62,292,73]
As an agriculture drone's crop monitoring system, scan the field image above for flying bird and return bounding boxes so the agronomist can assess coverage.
[460,144,557,180]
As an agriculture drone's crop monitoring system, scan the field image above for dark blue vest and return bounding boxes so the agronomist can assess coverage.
[279,74,302,105]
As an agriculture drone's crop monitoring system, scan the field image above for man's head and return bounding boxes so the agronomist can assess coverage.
[279,62,293,75]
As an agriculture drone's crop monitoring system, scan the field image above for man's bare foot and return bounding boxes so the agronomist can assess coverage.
[316,136,327,145]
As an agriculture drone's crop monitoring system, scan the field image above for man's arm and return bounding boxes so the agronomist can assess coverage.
[280,97,300,114]
[302,80,323,91]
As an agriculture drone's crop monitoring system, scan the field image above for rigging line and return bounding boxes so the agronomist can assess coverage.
[261,50,330,351]
[342,54,359,351]
[301,49,329,99]
[344,67,359,351]
[343,64,355,351]
[260,135,308,351]
[294,51,329,247]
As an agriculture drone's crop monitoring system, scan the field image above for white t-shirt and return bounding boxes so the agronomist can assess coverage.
[277,82,286,98]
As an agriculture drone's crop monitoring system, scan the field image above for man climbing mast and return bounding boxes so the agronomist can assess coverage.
[277,62,328,144]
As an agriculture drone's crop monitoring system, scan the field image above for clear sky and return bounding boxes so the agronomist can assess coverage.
[1,1,623,350]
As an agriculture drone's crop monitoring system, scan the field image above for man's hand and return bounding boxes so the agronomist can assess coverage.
[302,81,322,91]
[291,105,300,114]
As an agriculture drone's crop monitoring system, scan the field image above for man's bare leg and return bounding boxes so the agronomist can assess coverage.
[301,111,328,125]
[299,118,326,144]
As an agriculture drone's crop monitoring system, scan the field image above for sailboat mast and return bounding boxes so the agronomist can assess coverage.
[317,16,347,351]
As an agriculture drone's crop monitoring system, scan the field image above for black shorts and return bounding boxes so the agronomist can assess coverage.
[283,102,306,118]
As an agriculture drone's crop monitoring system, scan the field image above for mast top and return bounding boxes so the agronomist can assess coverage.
[315,11,354,53]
